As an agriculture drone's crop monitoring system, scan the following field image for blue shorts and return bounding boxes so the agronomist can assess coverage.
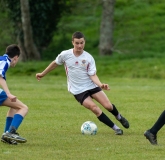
[0,89,7,105]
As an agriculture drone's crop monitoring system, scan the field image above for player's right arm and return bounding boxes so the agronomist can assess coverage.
[36,61,58,81]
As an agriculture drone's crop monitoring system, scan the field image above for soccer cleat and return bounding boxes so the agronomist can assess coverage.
[118,115,129,129]
[1,133,17,145]
[115,129,123,135]
[3,131,27,143]
[144,130,157,145]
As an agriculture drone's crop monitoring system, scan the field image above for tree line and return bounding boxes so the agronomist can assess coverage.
[1,0,115,61]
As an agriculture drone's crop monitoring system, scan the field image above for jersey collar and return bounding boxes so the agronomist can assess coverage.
[3,54,11,62]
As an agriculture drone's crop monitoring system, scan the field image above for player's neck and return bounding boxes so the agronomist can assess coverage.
[73,49,83,57]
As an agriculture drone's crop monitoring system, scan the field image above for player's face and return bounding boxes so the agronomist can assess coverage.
[72,38,85,54]
[10,56,19,67]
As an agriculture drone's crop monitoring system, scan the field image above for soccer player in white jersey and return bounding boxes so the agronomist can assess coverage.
[36,31,129,135]
[0,44,28,145]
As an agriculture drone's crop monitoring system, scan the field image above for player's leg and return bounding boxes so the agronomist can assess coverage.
[150,110,165,134]
[91,90,129,129]
[4,108,17,132]
[82,96,123,135]
[144,110,165,145]
[1,108,18,145]
[0,91,18,144]
[1,98,28,143]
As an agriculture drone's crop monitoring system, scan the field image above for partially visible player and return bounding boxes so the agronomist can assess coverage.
[0,44,28,145]
[36,31,129,135]
[144,110,165,145]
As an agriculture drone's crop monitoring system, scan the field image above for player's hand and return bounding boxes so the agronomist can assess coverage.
[100,83,110,90]
[7,93,17,102]
[36,73,44,81]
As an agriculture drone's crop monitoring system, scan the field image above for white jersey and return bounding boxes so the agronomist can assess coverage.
[55,49,98,95]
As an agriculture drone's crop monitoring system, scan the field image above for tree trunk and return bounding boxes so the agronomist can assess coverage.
[99,0,116,55]
[20,0,40,60]
[17,33,27,62]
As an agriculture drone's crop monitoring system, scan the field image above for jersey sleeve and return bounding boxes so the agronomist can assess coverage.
[55,51,65,65]
[87,56,96,76]
[0,61,8,80]
[0,69,5,79]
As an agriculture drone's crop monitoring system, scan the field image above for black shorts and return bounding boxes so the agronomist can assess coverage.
[74,87,102,105]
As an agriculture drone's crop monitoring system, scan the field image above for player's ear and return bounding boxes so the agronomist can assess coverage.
[72,40,74,45]
[14,55,19,59]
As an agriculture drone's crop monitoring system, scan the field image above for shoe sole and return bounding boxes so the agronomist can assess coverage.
[144,132,157,145]
[119,117,130,129]
[115,133,123,135]
[123,124,129,129]
[115,130,123,135]
[1,139,8,143]
[3,136,27,143]
[1,139,17,145]
[121,120,129,129]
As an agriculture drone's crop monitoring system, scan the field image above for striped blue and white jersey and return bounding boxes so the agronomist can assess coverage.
[0,54,11,80]
[55,49,97,95]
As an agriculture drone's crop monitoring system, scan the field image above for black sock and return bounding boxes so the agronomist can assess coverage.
[109,104,119,116]
[97,112,114,128]
[150,110,165,135]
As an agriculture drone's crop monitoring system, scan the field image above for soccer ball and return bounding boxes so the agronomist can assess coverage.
[81,121,98,135]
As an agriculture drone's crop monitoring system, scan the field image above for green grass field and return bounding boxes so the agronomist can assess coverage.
[1,0,165,158]
[0,75,165,160]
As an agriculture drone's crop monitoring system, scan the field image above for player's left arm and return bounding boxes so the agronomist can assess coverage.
[88,56,110,91]
[90,74,110,90]
[0,76,17,102]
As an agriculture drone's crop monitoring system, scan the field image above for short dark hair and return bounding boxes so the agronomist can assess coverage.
[6,44,21,58]
[72,31,85,41]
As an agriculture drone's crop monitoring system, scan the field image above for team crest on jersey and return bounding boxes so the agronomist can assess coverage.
[81,60,86,66]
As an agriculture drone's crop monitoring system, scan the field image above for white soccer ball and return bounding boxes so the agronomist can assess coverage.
[81,121,98,135]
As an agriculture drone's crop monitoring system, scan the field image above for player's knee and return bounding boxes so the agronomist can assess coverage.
[22,104,28,114]
[90,105,101,115]
[104,103,113,111]
[109,104,113,110]
[24,105,28,113]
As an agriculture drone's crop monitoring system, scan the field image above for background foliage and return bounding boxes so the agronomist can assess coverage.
[0,0,165,59]
[0,0,72,54]
[44,0,165,59]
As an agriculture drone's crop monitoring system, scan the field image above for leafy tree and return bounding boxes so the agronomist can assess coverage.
[3,0,72,60]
